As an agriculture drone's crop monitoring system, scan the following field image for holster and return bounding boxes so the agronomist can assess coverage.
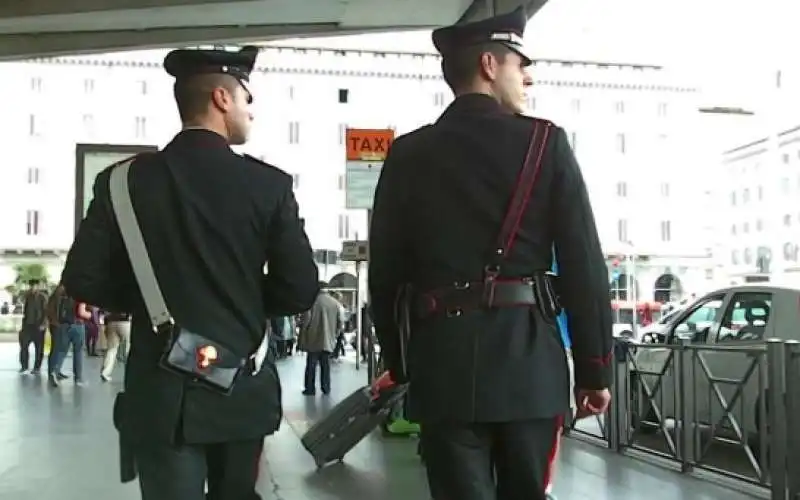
[533,273,562,322]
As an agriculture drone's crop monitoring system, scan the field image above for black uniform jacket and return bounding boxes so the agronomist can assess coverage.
[62,129,319,444]
[369,93,613,424]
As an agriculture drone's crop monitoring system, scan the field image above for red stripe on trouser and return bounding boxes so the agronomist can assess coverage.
[542,414,564,490]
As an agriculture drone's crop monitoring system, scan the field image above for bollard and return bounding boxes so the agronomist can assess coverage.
[676,338,694,472]
[766,339,787,500]
[785,340,800,500]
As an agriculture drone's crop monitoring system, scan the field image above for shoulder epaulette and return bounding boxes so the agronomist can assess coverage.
[515,114,555,128]
[243,154,290,176]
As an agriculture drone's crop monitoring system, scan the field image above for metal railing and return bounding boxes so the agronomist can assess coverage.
[567,337,799,500]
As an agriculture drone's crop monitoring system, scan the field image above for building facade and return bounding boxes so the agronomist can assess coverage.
[718,124,800,285]
[0,42,712,298]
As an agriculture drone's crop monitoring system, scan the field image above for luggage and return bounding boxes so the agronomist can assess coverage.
[300,380,407,468]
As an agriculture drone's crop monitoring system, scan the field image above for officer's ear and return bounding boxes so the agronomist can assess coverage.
[478,51,502,82]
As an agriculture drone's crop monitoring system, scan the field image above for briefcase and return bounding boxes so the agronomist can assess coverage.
[300,383,407,468]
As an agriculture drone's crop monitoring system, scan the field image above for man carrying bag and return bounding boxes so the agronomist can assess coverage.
[61,46,318,499]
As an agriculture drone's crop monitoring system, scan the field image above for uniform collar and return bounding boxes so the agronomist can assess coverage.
[438,93,508,121]
[173,128,231,149]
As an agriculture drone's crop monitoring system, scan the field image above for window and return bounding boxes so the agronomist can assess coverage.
[617,219,628,242]
[716,292,772,343]
[337,174,345,190]
[25,210,41,235]
[615,133,626,154]
[570,132,577,151]
[660,220,672,242]
[743,247,753,264]
[30,77,42,92]
[288,86,295,100]
[730,192,737,206]
[434,92,446,106]
[742,188,750,203]
[527,96,536,111]
[669,295,724,343]
[784,242,798,262]
[659,182,670,197]
[134,116,147,138]
[614,101,625,113]
[571,99,581,112]
[83,78,95,93]
[139,80,148,95]
[28,114,38,136]
[615,181,628,197]
[338,123,347,145]
[755,219,764,232]
[783,214,792,226]
[338,88,349,103]
[288,121,300,144]
[26,167,40,185]
[757,185,764,200]
[782,153,790,164]
[657,102,668,116]
[291,174,300,189]
[338,214,351,239]
[782,177,791,194]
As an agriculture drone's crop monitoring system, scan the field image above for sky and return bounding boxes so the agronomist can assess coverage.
[272,0,796,102]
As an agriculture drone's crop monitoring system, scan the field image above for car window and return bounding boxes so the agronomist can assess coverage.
[669,296,724,344]
[716,292,772,343]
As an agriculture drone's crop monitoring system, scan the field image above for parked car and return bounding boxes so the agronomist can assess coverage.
[631,284,795,441]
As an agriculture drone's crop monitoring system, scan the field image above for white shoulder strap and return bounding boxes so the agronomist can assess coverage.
[109,159,172,331]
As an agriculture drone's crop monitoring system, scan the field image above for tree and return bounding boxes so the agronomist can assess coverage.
[13,263,49,289]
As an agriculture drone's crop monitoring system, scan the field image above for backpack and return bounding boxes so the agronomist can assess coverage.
[57,296,76,324]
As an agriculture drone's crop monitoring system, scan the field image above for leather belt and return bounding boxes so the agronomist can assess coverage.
[415,279,537,318]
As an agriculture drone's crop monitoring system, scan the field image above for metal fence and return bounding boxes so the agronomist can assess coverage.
[566,337,800,500]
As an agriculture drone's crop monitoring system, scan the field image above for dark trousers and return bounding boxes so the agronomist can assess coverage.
[19,324,45,371]
[137,439,263,500]
[47,324,60,374]
[304,351,331,393]
[421,418,560,500]
[86,322,99,355]
[333,333,346,358]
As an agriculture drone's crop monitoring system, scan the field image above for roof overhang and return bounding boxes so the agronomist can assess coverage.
[0,0,547,60]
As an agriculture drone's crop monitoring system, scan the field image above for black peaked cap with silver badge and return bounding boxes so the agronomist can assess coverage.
[163,45,260,83]
[432,6,532,65]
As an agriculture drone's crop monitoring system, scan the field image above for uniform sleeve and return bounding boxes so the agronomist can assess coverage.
[550,127,613,390]
[262,180,319,316]
[61,170,136,312]
[368,138,411,382]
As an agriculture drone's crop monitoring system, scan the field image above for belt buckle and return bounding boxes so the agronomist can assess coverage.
[446,308,463,317]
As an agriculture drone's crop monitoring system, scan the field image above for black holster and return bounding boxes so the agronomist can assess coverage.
[533,273,562,321]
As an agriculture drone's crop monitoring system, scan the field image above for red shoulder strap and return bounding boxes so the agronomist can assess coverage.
[486,119,552,276]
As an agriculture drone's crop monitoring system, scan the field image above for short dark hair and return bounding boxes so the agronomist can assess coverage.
[173,73,239,123]
[441,43,512,92]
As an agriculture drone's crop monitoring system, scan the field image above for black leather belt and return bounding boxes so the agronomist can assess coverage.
[415,279,537,318]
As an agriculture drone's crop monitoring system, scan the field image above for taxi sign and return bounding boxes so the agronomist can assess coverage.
[346,129,394,161]
[345,128,395,209]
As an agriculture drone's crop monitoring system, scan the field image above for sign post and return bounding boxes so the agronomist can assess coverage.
[342,128,394,377]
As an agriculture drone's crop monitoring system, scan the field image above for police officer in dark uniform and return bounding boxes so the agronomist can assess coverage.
[61,46,319,499]
[368,8,613,500]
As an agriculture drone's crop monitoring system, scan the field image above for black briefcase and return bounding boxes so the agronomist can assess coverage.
[300,384,407,468]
